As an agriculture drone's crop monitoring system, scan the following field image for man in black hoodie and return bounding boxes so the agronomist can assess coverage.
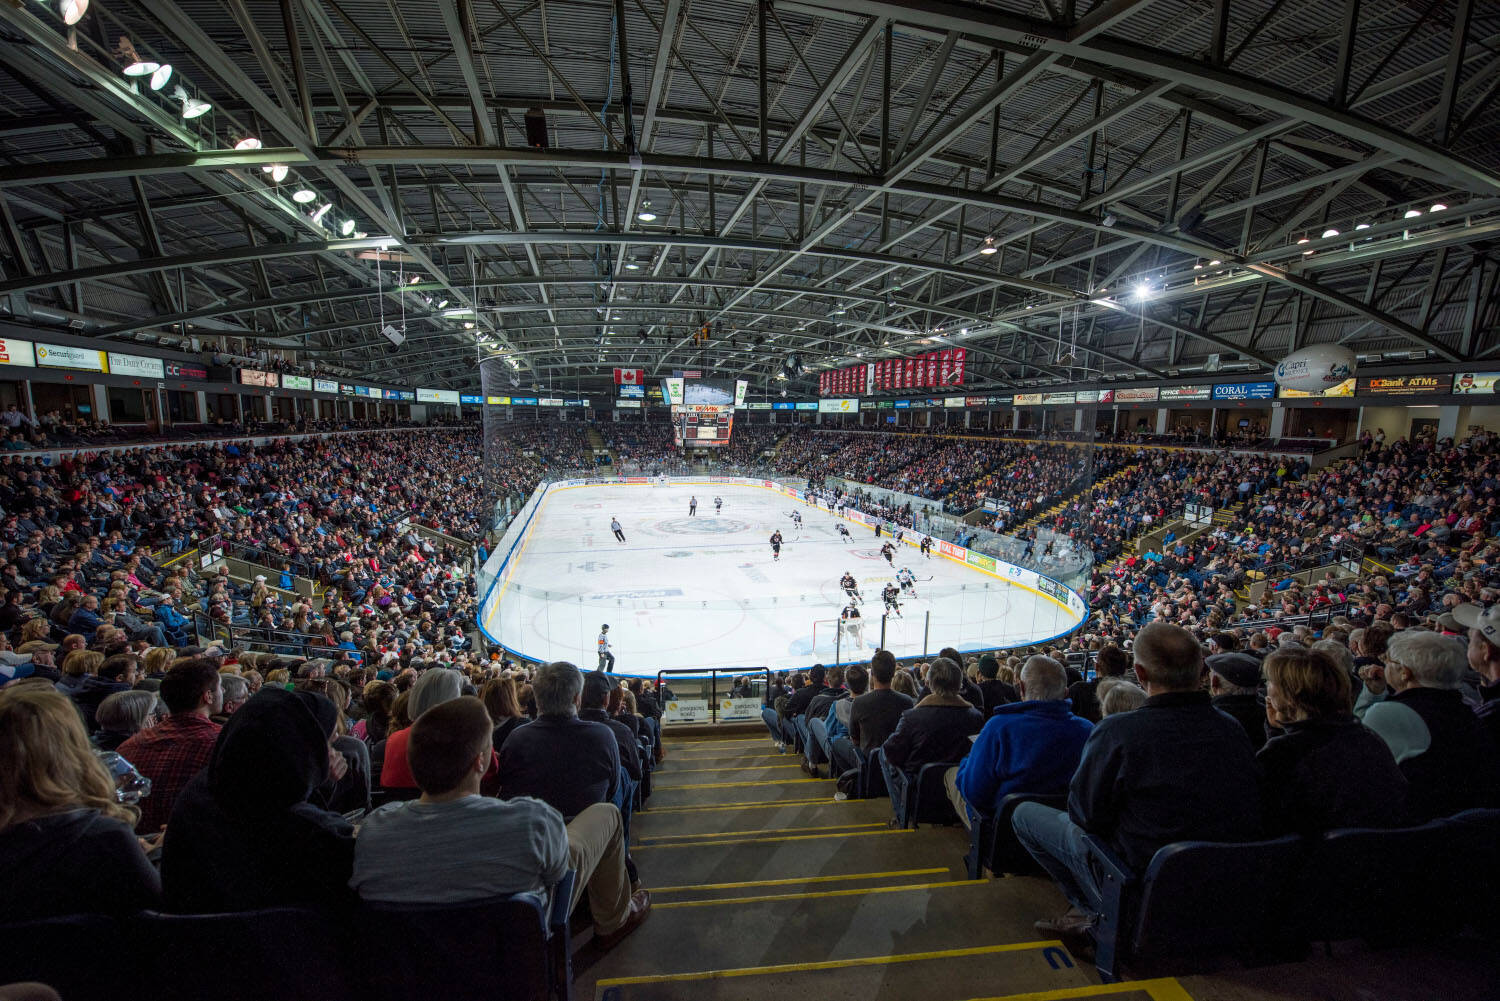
[581,672,642,853]
[160,687,355,912]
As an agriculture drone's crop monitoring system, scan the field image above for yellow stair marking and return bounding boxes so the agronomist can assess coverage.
[653,877,986,910]
[595,940,1064,987]
[638,821,888,843]
[632,828,910,849]
[650,866,950,894]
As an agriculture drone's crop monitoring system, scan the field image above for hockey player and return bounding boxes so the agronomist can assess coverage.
[897,566,918,598]
[880,541,896,567]
[920,534,933,558]
[689,495,698,516]
[769,529,783,561]
[790,510,803,530]
[840,603,864,648]
[610,517,626,543]
[840,571,862,604]
[881,582,903,617]
[836,523,852,541]
[714,495,723,514]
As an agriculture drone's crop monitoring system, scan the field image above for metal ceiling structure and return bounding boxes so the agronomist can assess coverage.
[1,0,1498,393]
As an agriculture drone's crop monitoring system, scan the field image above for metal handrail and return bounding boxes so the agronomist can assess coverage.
[653,667,773,724]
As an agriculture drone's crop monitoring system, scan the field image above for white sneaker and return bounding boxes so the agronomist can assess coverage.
[833,791,849,802]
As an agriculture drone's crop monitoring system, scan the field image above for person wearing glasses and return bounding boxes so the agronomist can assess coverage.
[1360,629,1500,822]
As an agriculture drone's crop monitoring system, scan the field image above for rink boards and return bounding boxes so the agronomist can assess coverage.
[477,475,1087,674]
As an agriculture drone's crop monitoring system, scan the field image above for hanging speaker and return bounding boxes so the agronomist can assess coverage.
[524,107,548,149]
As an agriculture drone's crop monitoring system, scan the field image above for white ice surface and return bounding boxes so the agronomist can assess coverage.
[483,483,1081,675]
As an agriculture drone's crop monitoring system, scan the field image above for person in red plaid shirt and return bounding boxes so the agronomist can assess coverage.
[117,658,223,835]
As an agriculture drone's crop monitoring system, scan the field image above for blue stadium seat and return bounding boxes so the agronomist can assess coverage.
[1086,833,1305,982]
[965,792,1068,879]
[358,870,575,1001]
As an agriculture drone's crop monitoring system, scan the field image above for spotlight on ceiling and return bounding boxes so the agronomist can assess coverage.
[637,199,657,223]
[60,0,89,24]
[173,85,211,120]
[149,64,173,90]
[266,164,288,183]
[1430,203,1447,213]
[117,39,158,76]
[1321,228,1340,239]
[979,236,997,255]
[234,136,262,150]
[339,218,356,236]
[311,202,332,224]
[291,188,316,204]
[1133,283,1154,302]
[1403,209,1422,219]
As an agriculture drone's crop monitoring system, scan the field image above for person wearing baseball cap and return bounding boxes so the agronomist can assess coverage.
[1207,652,1267,750]
[1453,603,1500,744]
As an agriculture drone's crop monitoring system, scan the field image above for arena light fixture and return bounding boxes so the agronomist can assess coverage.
[637,199,657,223]
[624,261,640,271]
[117,40,158,77]
[1403,209,1422,219]
[1321,228,1340,239]
[1430,203,1447,213]
[1208,259,1222,266]
[1355,223,1371,231]
[291,188,316,204]
[978,237,997,255]
[149,64,173,90]
[60,0,89,24]
[265,164,288,183]
[310,202,332,224]
[340,218,356,236]
[173,85,211,120]
[1133,282,1154,302]
[234,136,262,150]
[437,299,449,309]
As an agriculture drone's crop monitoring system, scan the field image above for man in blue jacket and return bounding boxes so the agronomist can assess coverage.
[945,655,1093,828]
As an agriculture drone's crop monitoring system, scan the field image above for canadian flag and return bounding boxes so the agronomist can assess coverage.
[613,368,644,385]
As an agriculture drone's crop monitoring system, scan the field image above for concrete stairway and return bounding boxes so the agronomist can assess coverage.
[575,731,1498,1001]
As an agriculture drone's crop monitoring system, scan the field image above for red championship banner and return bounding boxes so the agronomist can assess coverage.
[952,348,966,385]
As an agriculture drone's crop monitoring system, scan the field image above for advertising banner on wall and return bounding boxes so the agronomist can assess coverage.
[615,399,643,409]
[1013,393,1042,405]
[1114,387,1160,403]
[239,369,278,388]
[1042,391,1076,405]
[281,375,313,391]
[1453,372,1500,395]
[460,394,483,405]
[106,352,165,380]
[0,337,36,368]
[1279,378,1356,398]
[1212,382,1275,400]
[1159,385,1212,402]
[314,378,340,394]
[1075,390,1100,404]
[818,398,860,413]
[1360,375,1445,396]
[36,343,106,372]
[417,388,461,404]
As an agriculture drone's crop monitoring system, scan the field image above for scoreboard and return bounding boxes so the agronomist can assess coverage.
[672,404,734,447]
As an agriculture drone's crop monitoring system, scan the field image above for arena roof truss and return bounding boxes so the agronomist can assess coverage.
[0,0,1497,392]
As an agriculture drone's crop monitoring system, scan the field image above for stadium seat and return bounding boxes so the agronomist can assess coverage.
[965,792,1068,879]
[1086,833,1305,982]
[358,870,575,1001]
[882,758,962,829]
[0,914,130,1001]
[142,907,354,1001]
[1305,811,1500,947]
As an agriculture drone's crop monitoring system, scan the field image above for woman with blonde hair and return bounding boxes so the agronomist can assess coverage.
[142,646,175,678]
[481,676,529,748]
[0,683,162,918]
[16,616,55,654]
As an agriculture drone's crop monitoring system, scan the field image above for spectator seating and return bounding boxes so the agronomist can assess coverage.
[886,759,963,828]
[1082,809,1500,982]
[0,871,576,1001]
[964,792,1067,879]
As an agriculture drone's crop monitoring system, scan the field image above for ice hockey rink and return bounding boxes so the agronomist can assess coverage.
[481,481,1084,675]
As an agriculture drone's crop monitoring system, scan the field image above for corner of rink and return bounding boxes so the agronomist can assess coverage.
[475,475,1087,674]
